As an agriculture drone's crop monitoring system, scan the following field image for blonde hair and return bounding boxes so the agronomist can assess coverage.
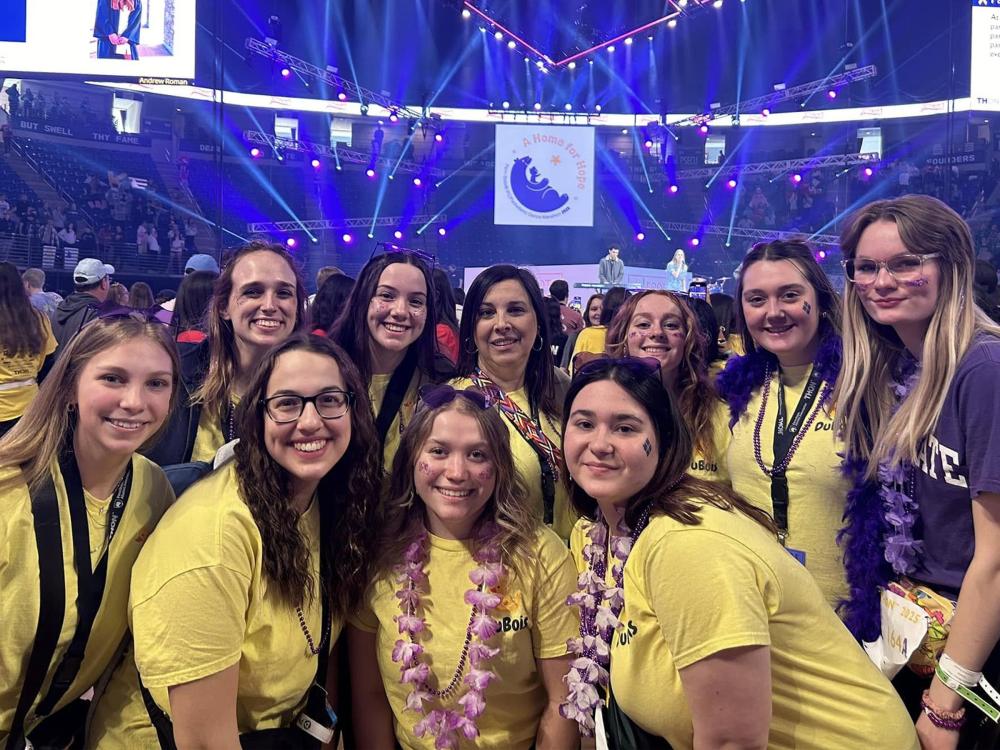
[0,317,180,493]
[835,194,1000,475]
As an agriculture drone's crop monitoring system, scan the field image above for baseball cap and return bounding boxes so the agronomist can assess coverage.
[184,254,220,275]
[73,258,115,285]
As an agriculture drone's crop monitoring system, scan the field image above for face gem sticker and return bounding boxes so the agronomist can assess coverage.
[802,301,812,315]
[642,438,652,457]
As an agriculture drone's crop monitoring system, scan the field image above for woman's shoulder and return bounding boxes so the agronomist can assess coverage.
[961,333,1000,370]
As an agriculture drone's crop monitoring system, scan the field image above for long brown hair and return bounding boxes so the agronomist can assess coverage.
[374,396,538,581]
[232,334,380,615]
[835,195,1000,472]
[0,261,45,358]
[563,361,776,533]
[605,290,719,461]
[0,317,180,493]
[194,241,307,421]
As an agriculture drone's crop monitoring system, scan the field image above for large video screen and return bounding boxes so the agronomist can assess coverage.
[0,0,196,84]
[971,0,1000,111]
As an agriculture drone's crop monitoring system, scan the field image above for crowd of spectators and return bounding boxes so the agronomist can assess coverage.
[4,83,118,134]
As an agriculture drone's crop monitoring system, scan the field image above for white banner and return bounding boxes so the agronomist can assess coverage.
[971,0,1000,111]
[494,124,595,227]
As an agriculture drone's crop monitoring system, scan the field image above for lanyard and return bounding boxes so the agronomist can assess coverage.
[769,366,824,539]
[34,452,133,717]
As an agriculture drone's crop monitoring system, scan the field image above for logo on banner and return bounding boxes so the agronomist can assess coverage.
[495,124,595,227]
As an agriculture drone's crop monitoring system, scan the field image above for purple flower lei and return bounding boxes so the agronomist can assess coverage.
[391,524,503,750]
[560,507,650,735]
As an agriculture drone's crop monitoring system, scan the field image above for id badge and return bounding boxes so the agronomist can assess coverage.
[295,683,337,743]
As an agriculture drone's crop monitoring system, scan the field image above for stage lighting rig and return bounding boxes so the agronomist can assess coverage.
[247,215,449,235]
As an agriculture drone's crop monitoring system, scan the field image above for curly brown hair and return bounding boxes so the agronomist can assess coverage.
[233,333,381,615]
[604,290,720,462]
[374,395,539,582]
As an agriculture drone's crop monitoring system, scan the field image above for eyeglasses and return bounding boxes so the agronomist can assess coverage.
[368,241,436,267]
[842,253,941,284]
[576,355,661,379]
[261,389,354,423]
[418,383,494,410]
[94,303,172,325]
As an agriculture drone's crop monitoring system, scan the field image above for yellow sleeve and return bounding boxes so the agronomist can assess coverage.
[568,518,593,573]
[711,399,732,485]
[643,527,775,670]
[527,529,580,659]
[40,315,57,357]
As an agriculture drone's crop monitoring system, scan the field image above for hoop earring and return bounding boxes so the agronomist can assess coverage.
[532,336,543,352]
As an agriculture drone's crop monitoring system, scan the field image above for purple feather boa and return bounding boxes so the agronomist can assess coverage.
[716,332,842,428]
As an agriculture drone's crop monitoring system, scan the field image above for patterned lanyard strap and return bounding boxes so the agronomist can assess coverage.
[470,369,562,480]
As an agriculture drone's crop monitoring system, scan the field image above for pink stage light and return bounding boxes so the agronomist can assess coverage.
[438,227,447,236]
[761,107,770,117]
[699,124,709,135]
[342,233,353,244]
[792,173,802,183]
[827,90,837,99]
[286,237,297,248]
[727,178,737,189]
[249,147,261,158]
[644,139,653,149]
[864,166,874,177]
[394,230,403,239]
[413,177,423,186]
[690,237,700,247]
[668,184,679,194]
[818,250,827,260]
[366,168,376,178]
[435,133,444,142]
[311,158,321,169]
[280,68,291,78]
[337,91,347,101]
[635,232,645,241]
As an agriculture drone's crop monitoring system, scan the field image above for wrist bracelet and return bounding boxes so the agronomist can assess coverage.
[939,653,982,688]
[920,690,966,731]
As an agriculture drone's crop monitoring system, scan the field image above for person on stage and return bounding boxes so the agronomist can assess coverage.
[715,239,849,609]
[836,195,1000,748]
[666,249,688,292]
[561,358,919,749]
[349,384,579,750]
[0,315,178,749]
[598,246,624,289]
[94,0,143,60]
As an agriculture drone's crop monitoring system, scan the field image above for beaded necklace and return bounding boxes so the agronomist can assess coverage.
[561,505,651,735]
[392,525,504,748]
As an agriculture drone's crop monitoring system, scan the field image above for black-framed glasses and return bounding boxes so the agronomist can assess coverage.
[261,389,354,423]
[576,355,661,379]
[842,253,941,284]
[368,241,436,267]
[418,383,494,410]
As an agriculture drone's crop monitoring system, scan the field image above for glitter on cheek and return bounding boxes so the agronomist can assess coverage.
[476,466,494,483]
[371,300,390,315]
[802,301,812,315]
[417,460,433,476]
[903,278,928,288]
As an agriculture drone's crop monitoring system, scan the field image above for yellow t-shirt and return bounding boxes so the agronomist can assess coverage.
[450,375,574,540]
[352,527,579,750]
[0,314,57,421]
[190,394,241,464]
[87,461,335,748]
[370,370,423,474]
[569,510,919,750]
[688,397,731,485]
[568,326,607,374]
[725,364,849,607]
[0,455,173,744]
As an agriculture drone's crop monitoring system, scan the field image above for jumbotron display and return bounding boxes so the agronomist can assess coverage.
[0,0,197,84]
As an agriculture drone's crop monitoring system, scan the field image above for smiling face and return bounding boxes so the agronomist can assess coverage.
[587,296,603,326]
[414,406,497,540]
[740,259,820,366]
[623,294,687,376]
[222,251,298,365]
[474,278,538,377]
[263,349,352,506]
[853,219,941,338]
[73,339,174,461]
[366,262,428,360]
[564,379,658,509]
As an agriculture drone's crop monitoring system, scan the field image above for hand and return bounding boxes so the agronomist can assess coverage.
[915,712,960,750]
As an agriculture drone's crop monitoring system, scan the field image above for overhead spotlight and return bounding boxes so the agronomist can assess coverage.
[679,0,688,6]
[533,102,542,111]
[438,227,447,236]
[565,103,573,111]
[621,129,628,134]
[367,232,375,239]
[280,67,291,78]
[311,158,321,169]
[366,167,376,178]
[434,132,444,142]
[342,233,354,244]
[394,230,403,239]
[337,91,347,101]
[360,103,369,116]
[595,104,602,112]
[607,45,616,53]
[479,26,486,32]
[276,153,284,162]
[249,147,261,158]
[690,237,701,247]
[502,100,510,109]
[792,173,802,183]
[413,177,423,186]
[818,250,828,260]
[699,124,709,134]
[669,184,679,194]
[462,8,471,18]
[286,237,297,248]
[648,35,654,41]
[727,178,737,189]
[568,61,577,70]
[388,174,395,180]
[864,166,874,177]
[588,59,595,65]
[508,40,516,49]
[335,164,342,171]
[524,56,530,62]
[389,111,399,123]
[635,232,645,241]
[494,30,503,40]
[761,107,770,117]
[310,237,318,244]
[713,0,723,7]
[667,19,677,28]
[827,89,838,99]
[624,37,633,45]
[644,139,653,148]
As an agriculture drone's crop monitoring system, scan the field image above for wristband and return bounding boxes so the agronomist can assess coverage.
[939,653,981,688]
[920,690,966,731]
[935,663,1000,722]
